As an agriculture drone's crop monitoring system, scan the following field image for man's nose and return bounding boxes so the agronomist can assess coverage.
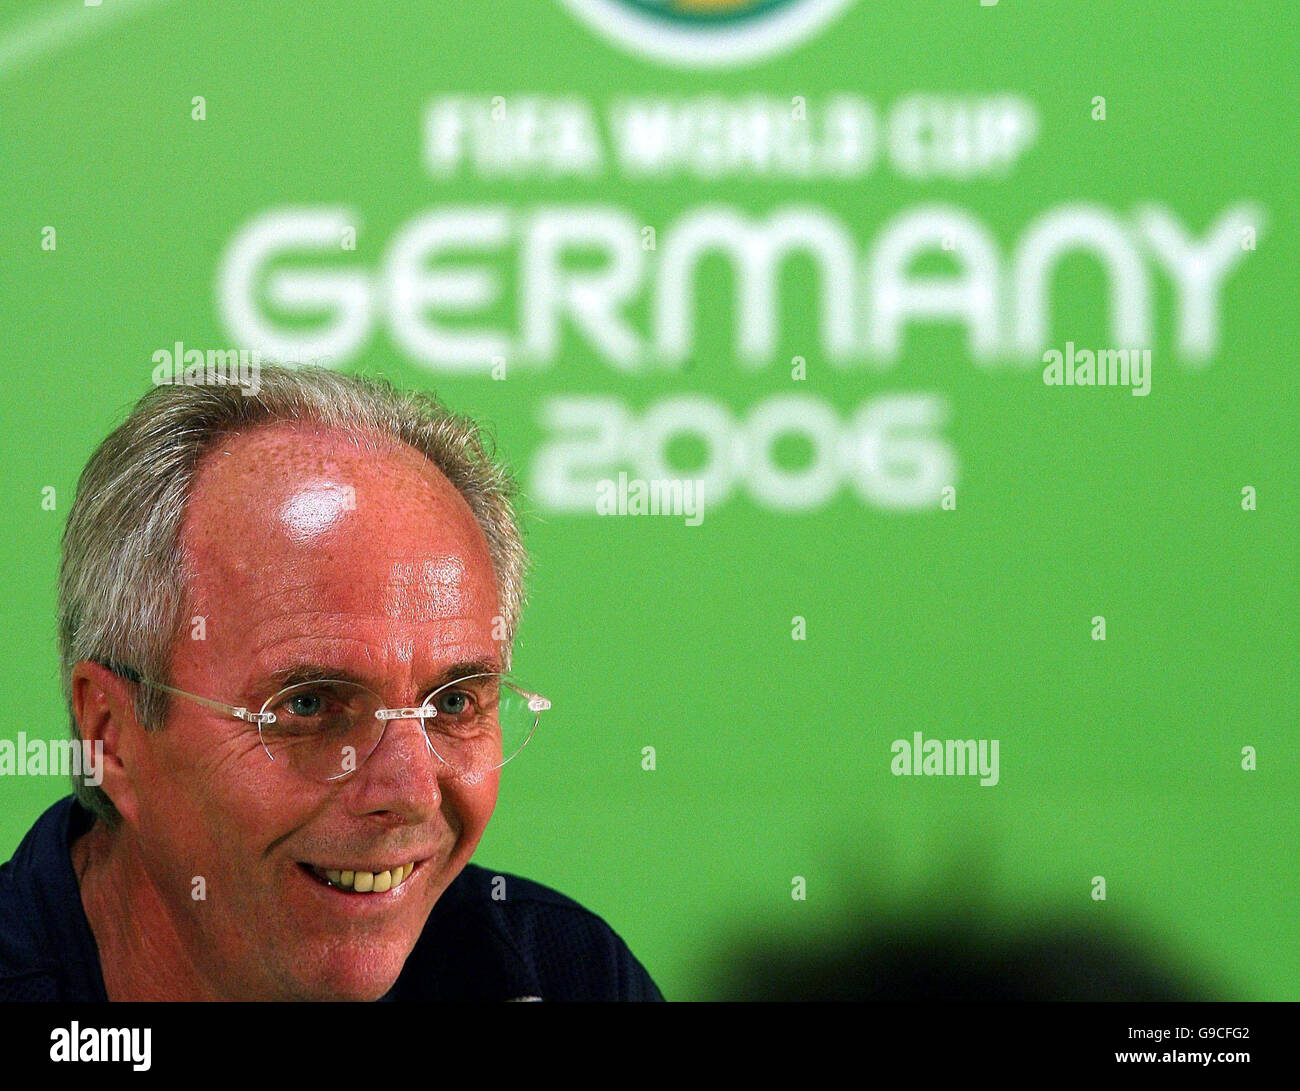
[346,708,445,816]
[371,709,443,771]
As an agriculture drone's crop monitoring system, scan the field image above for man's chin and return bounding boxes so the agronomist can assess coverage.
[292,945,411,1001]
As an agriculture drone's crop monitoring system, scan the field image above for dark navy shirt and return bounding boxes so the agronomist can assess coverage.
[0,796,663,1002]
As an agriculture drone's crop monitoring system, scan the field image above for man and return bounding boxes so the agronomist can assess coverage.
[0,366,662,1001]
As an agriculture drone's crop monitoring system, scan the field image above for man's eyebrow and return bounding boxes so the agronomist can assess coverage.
[258,659,504,694]
[429,659,505,690]
[263,664,370,691]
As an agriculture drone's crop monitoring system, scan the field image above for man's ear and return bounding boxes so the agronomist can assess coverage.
[71,660,145,826]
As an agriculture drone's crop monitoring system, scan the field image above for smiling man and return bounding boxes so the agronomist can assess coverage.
[0,366,662,1002]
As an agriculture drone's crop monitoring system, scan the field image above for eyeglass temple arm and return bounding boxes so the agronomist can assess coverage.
[105,664,274,724]
[151,680,276,723]
[505,681,552,713]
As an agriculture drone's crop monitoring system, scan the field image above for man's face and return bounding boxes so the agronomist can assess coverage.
[115,422,505,999]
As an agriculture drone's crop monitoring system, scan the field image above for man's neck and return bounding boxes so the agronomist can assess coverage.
[71,820,221,1002]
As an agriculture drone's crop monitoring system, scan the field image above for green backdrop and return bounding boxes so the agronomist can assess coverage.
[1,0,1295,1000]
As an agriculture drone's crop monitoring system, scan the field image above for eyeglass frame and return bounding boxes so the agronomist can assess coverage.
[101,662,550,781]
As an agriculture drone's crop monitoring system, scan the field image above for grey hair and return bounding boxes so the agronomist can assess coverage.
[58,366,528,826]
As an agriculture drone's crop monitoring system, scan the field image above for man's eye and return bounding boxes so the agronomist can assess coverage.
[274,688,349,722]
[436,691,471,717]
[287,693,325,717]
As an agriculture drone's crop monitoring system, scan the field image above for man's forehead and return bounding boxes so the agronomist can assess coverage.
[185,421,476,528]
[217,553,492,622]
[194,419,425,482]
[242,619,501,687]
[179,422,498,619]
[379,556,477,617]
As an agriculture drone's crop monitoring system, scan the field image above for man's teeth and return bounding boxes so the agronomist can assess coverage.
[321,864,415,892]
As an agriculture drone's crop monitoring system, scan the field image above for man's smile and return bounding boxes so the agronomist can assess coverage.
[298,860,422,894]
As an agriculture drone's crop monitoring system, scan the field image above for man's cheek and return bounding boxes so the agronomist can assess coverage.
[178,730,279,800]
[136,792,257,910]
[457,777,499,839]
[134,821,213,917]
